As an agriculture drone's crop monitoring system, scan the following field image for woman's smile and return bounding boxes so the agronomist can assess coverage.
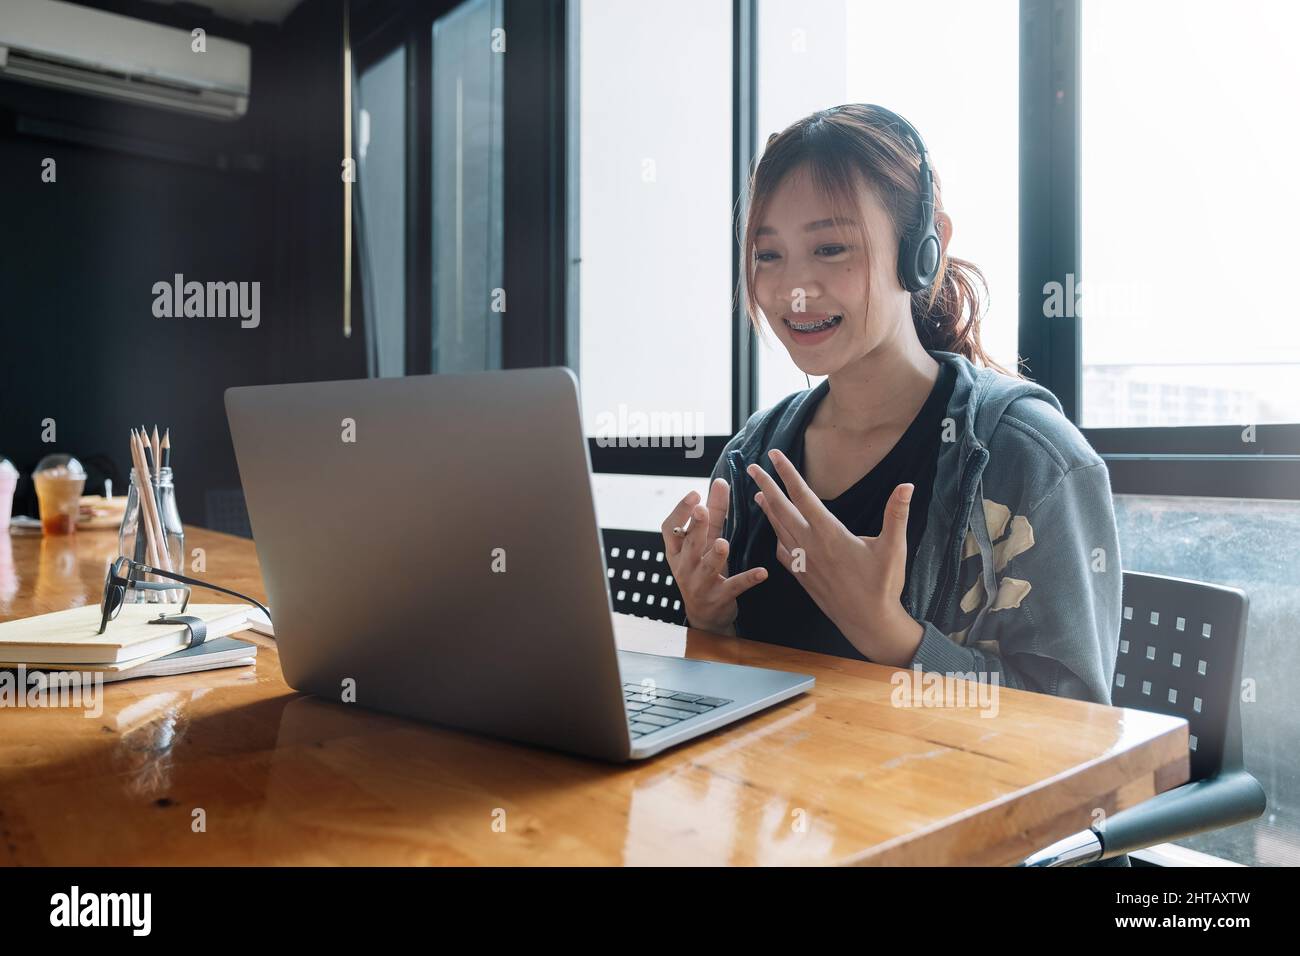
[783,311,844,344]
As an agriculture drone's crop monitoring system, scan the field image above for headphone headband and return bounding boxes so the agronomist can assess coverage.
[848,104,929,163]
[823,103,942,293]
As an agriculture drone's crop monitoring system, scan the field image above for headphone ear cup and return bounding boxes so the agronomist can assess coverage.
[898,226,942,293]
[916,228,941,286]
[896,236,919,292]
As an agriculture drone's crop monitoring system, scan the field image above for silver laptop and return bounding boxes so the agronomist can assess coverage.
[225,367,812,761]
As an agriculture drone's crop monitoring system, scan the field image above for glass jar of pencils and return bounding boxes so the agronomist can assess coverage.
[117,467,185,603]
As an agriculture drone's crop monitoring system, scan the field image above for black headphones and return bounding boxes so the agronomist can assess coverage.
[825,103,943,293]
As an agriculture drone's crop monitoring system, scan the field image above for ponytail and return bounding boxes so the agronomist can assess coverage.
[915,254,1023,378]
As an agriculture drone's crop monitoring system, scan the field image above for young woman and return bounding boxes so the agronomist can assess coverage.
[660,104,1123,709]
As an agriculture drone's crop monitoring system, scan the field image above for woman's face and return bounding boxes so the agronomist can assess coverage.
[752,165,911,377]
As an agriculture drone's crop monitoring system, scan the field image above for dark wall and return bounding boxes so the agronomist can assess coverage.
[0,0,365,530]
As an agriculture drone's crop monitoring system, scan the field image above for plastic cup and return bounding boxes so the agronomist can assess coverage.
[0,457,16,530]
[32,454,87,536]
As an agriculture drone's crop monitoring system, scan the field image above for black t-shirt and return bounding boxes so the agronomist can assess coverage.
[735,361,957,661]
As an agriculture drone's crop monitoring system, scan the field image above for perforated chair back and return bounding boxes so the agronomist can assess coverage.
[205,488,253,539]
[1113,571,1250,782]
[600,528,684,624]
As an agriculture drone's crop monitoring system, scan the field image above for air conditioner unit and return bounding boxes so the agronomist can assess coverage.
[0,0,251,120]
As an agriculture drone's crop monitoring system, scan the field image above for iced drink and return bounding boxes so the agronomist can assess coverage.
[32,455,87,536]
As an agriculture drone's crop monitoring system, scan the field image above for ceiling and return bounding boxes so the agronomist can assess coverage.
[149,0,309,25]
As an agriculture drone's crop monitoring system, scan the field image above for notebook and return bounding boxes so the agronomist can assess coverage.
[98,636,258,682]
[0,603,267,667]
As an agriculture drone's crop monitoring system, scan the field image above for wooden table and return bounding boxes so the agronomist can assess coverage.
[0,525,1189,866]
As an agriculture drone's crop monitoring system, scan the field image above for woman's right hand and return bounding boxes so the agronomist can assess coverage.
[661,477,768,634]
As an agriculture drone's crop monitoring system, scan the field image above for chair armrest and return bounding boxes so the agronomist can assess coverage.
[1095,769,1266,859]
[1020,770,1266,866]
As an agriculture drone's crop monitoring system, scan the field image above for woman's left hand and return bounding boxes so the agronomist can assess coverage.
[746,448,924,666]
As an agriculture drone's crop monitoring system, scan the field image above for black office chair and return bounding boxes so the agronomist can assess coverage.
[204,487,253,539]
[1022,571,1267,865]
[600,528,684,624]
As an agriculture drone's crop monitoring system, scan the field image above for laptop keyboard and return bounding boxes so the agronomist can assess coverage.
[623,683,733,738]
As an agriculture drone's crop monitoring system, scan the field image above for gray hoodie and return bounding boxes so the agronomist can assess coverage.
[685,348,1123,707]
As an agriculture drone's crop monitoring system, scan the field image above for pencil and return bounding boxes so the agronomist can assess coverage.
[129,430,161,569]
[134,429,170,570]
[135,428,180,600]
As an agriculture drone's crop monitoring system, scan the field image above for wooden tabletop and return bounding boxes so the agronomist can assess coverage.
[0,525,1189,866]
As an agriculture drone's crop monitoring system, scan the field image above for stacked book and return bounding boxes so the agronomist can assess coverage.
[0,603,268,682]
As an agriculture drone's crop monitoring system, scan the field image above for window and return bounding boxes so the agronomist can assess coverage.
[755,0,1020,411]
[350,0,504,379]
[357,46,407,377]
[575,0,734,443]
[432,0,505,374]
[1081,0,1300,428]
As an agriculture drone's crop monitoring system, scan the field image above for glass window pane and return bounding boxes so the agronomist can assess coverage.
[1115,493,1300,866]
[756,0,1020,411]
[432,0,505,373]
[592,473,701,532]
[576,0,733,441]
[357,46,407,377]
[1082,0,1300,427]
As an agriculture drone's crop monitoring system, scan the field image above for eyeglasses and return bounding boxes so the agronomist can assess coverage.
[98,555,271,636]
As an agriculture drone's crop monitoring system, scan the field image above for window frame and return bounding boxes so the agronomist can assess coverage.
[1022,0,1300,501]
[582,0,756,476]
[581,0,1300,500]
[352,0,446,377]
[351,0,550,377]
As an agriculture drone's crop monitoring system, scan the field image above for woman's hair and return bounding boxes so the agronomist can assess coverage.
[741,104,1023,378]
